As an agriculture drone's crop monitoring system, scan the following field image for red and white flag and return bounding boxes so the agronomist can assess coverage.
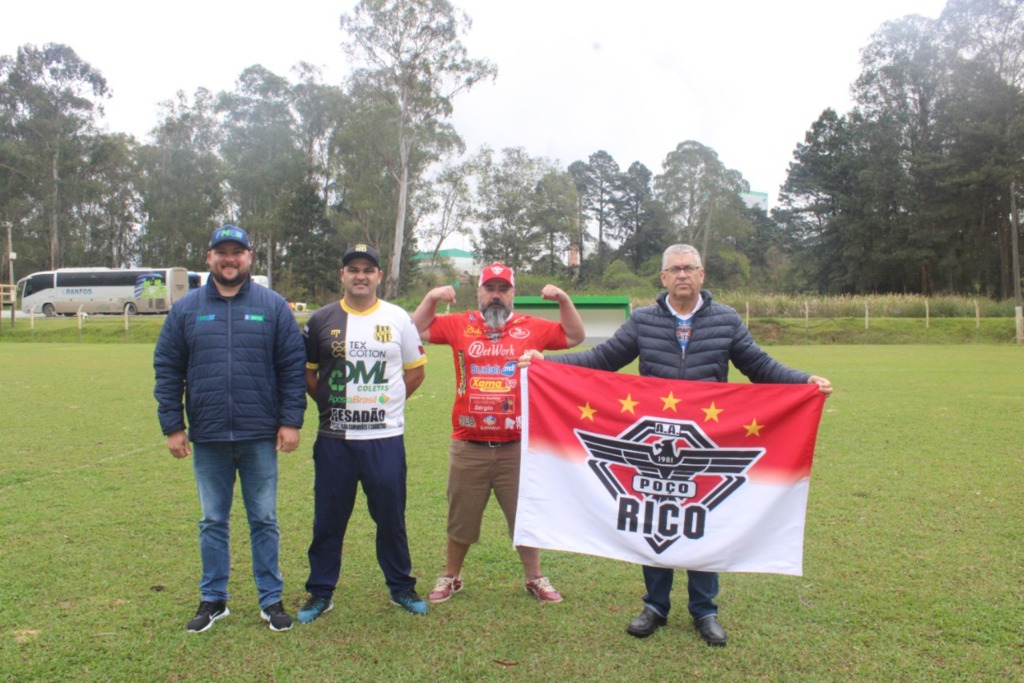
[514,360,826,575]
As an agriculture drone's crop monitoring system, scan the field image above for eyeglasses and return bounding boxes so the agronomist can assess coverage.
[662,265,702,276]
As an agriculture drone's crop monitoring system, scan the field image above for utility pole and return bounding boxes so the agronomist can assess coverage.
[2,221,13,330]
[1010,181,1022,344]
[6,220,13,288]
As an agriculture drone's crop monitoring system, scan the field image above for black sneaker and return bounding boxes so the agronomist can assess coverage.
[259,601,293,632]
[186,600,229,633]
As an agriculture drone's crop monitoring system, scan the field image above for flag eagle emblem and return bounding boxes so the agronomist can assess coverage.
[577,418,764,553]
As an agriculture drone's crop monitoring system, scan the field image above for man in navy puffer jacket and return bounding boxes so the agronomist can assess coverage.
[522,244,832,647]
[154,225,306,633]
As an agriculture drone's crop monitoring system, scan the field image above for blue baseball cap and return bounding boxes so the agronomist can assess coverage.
[209,225,252,250]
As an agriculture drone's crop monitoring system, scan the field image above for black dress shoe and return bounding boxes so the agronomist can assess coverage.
[694,614,727,646]
[626,606,667,638]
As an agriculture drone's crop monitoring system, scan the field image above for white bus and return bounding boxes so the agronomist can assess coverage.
[16,267,191,316]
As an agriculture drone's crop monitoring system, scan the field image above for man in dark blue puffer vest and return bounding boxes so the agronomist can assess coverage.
[521,243,832,647]
[154,225,307,634]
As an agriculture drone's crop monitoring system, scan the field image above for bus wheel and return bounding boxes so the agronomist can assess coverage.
[42,303,56,317]
[123,302,138,315]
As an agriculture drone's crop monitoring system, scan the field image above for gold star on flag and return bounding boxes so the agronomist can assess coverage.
[579,402,597,421]
[619,394,639,414]
[661,392,681,412]
[702,402,723,422]
[744,419,764,436]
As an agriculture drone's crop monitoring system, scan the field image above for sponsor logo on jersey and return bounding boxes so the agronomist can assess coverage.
[329,407,387,431]
[467,341,518,359]
[328,361,386,391]
[328,394,388,405]
[470,377,513,392]
[348,341,386,359]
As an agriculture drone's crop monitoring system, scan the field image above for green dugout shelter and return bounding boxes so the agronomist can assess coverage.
[513,295,630,344]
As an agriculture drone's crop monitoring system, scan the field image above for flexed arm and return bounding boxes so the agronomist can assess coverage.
[541,284,585,347]
[411,285,456,342]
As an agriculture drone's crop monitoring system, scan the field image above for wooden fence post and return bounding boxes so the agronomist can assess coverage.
[974,299,980,342]
[925,298,929,341]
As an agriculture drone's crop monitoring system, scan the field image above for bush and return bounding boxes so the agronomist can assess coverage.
[601,259,636,290]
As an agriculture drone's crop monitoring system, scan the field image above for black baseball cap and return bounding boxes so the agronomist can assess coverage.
[342,244,381,268]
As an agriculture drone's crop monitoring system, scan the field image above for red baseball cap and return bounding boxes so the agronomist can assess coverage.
[478,263,515,287]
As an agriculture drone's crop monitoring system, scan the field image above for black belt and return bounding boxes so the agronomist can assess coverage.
[464,440,519,448]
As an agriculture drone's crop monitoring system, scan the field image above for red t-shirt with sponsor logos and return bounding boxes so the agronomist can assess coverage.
[429,310,569,442]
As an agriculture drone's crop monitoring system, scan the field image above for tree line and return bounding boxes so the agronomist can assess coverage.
[1,0,1021,302]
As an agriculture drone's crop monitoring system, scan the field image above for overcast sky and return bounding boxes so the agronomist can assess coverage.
[3,0,949,209]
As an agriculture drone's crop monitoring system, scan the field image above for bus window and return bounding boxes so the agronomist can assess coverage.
[25,273,54,297]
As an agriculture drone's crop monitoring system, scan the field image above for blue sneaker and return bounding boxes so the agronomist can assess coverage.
[297,595,334,624]
[390,590,429,615]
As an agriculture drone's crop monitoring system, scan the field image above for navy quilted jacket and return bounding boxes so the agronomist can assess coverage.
[153,278,307,442]
[551,290,811,384]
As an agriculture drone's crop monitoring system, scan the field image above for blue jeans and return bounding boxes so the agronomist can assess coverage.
[192,439,283,609]
[641,566,719,621]
[305,435,416,599]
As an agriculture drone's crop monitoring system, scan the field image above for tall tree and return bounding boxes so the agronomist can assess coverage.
[137,88,225,269]
[942,0,1024,90]
[611,161,670,271]
[273,180,338,300]
[472,146,551,269]
[416,157,476,265]
[571,150,622,278]
[0,43,108,270]
[530,169,578,276]
[567,160,594,278]
[339,0,496,298]
[218,65,307,284]
[654,140,749,263]
[941,0,1024,296]
[74,132,141,268]
[778,108,867,293]
[780,8,1024,296]
[290,63,350,212]
[332,93,406,265]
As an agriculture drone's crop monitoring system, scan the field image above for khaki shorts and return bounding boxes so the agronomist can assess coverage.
[446,438,521,545]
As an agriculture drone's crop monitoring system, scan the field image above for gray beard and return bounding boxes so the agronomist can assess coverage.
[482,305,509,330]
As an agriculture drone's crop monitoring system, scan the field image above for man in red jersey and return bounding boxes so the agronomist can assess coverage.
[412,263,585,604]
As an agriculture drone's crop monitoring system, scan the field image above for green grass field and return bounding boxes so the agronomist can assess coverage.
[0,344,1021,682]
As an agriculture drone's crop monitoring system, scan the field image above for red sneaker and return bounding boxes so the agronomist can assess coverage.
[525,576,563,603]
[428,575,463,603]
